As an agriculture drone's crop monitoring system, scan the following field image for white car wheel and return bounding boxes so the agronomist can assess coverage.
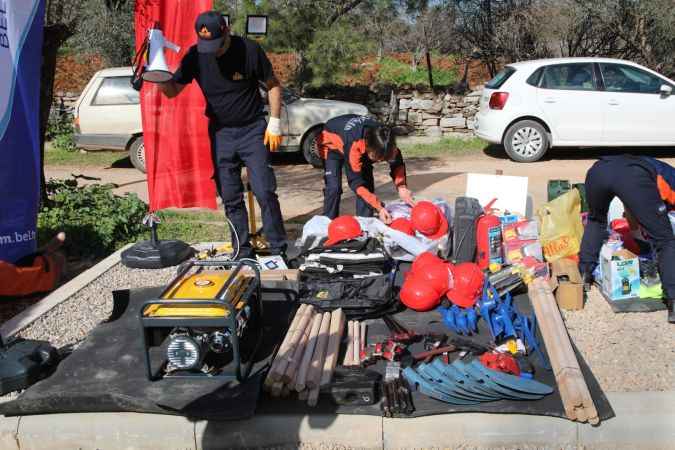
[504,120,549,162]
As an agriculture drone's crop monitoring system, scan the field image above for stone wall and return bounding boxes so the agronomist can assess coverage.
[52,92,79,115]
[366,88,483,138]
[54,86,484,138]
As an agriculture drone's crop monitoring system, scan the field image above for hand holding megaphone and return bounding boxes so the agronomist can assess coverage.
[143,27,181,83]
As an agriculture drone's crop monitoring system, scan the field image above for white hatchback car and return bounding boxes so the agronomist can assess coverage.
[73,67,369,171]
[474,57,675,162]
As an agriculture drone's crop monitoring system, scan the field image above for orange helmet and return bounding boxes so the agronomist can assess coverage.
[445,262,484,308]
[411,252,444,274]
[389,217,415,236]
[400,274,442,311]
[410,201,448,240]
[325,215,362,246]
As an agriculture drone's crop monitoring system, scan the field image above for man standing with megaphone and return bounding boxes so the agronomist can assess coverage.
[157,11,286,259]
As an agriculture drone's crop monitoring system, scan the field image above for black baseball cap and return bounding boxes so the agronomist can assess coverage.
[195,11,227,53]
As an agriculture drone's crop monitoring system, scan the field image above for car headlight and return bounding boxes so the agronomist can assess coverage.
[167,334,202,370]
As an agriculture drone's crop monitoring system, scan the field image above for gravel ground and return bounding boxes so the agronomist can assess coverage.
[17,263,176,348]
[561,287,675,393]
[5,262,675,398]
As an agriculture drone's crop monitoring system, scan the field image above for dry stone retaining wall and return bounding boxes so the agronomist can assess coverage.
[54,86,484,138]
[366,88,483,138]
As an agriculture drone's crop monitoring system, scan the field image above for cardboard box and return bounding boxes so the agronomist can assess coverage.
[551,258,583,310]
[600,247,640,301]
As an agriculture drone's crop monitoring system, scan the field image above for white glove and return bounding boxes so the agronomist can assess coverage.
[264,117,282,151]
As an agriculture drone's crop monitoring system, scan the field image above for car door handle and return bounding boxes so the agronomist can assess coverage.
[608,100,620,106]
[543,97,556,104]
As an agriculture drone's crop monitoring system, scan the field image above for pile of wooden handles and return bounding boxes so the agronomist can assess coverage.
[264,304,346,406]
[529,278,599,424]
[343,320,366,366]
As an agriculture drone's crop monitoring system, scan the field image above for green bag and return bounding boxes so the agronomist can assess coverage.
[547,179,571,202]
[573,183,588,213]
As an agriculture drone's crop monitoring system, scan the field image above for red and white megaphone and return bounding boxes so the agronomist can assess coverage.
[142,27,180,83]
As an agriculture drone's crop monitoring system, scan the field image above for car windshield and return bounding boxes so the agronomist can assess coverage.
[259,86,301,104]
[486,67,516,89]
[283,88,300,104]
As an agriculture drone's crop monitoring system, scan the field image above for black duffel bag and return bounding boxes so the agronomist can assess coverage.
[298,271,399,320]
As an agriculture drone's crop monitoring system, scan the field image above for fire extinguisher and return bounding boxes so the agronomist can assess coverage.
[476,198,503,270]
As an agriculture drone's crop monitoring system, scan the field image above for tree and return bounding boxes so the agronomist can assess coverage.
[72,0,135,66]
[453,0,551,76]
[262,0,367,83]
[552,0,675,76]
[40,0,87,202]
[305,21,373,85]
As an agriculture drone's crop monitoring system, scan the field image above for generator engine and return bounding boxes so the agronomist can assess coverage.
[140,260,262,381]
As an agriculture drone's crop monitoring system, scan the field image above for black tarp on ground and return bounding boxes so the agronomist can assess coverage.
[1,281,614,421]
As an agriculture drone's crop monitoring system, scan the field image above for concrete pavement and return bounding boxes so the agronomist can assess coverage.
[1,391,674,449]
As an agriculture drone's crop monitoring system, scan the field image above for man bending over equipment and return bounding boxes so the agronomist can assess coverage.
[158,11,287,258]
[317,114,415,223]
[579,155,675,323]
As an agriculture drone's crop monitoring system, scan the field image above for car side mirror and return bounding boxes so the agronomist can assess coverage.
[660,84,672,96]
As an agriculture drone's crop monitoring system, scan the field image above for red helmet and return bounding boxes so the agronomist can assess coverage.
[445,262,484,308]
[325,215,362,246]
[411,252,445,274]
[417,260,454,296]
[389,217,415,236]
[400,275,441,311]
[410,201,448,240]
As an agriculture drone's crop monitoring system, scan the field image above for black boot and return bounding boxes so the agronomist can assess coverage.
[668,299,675,324]
[582,271,594,293]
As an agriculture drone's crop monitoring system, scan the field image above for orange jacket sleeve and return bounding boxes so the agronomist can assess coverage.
[388,148,407,188]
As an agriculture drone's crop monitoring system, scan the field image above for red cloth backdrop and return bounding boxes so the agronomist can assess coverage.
[134,0,218,211]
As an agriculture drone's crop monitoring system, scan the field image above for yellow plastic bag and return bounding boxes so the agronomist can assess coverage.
[536,188,584,262]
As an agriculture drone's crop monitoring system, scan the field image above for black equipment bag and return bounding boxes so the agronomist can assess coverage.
[296,238,393,276]
[452,196,483,263]
[298,272,398,320]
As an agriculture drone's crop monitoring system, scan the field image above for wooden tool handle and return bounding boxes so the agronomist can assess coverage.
[270,304,315,381]
[320,308,346,386]
[295,312,323,391]
[306,312,331,389]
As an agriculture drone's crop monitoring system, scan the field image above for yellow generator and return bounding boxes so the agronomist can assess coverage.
[139,260,262,381]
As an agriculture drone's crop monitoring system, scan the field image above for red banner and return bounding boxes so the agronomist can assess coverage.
[134,0,217,211]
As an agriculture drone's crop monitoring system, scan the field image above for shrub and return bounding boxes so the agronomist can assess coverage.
[38,179,148,258]
[46,112,76,152]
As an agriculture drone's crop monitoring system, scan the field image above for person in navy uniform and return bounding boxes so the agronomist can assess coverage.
[317,114,415,223]
[579,155,675,323]
[158,11,286,258]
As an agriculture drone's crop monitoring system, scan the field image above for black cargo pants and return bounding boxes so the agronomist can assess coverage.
[210,117,287,255]
[579,155,675,300]
[323,155,375,219]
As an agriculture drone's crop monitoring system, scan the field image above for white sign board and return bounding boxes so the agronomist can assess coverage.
[465,173,529,216]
